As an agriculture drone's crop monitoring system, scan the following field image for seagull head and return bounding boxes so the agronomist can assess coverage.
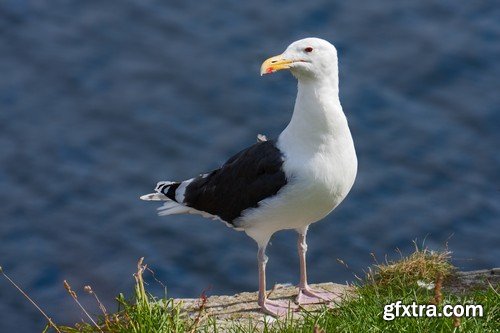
[260,38,338,81]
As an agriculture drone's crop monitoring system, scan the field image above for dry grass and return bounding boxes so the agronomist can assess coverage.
[368,242,455,287]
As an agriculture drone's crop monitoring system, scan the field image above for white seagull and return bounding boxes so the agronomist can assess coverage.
[141,38,357,316]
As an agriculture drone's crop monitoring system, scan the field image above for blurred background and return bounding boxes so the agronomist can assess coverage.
[0,0,499,331]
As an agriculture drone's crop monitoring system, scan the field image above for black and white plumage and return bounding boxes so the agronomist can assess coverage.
[142,139,287,226]
[141,38,358,316]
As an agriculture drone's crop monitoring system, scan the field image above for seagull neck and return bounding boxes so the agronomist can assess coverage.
[279,77,350,150]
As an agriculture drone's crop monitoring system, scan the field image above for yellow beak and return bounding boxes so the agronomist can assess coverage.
[260,54,293,76]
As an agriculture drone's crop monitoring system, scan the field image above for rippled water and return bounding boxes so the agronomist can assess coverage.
[1,1,499,331]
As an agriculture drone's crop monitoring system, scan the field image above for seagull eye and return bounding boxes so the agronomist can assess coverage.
[304,47,313,53]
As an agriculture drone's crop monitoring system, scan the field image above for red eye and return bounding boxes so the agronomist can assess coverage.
[304,47,313,53]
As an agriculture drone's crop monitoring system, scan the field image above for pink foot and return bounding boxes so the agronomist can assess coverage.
[296,287,336,305]
[260,299,298,317]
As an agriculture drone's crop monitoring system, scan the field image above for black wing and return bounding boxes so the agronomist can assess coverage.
[183,140,287,224]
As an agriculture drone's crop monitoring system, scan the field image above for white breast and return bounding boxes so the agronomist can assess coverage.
[238,128,357,247]
[279,128,357,222]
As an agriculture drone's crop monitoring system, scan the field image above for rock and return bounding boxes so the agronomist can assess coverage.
[446,268,500,293]
[175,282,351,331]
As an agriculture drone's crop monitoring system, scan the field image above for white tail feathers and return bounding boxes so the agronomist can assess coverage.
[141,180,191,216]
[157,200,191,216]
[140,193,169,201]
[140,192,192,216]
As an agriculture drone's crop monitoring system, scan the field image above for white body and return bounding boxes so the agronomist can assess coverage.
[239,77,357,246]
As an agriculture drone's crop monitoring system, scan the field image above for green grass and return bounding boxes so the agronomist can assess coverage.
[57,258,191,333]
[264,284,499,333]
[239,246,499,333]
[3,246,499,332]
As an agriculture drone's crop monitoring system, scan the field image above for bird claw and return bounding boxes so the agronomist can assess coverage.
[260,299,298,317]
[296,287,336,305]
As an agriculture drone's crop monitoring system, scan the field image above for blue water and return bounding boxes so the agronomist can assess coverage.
[1,1,499,331]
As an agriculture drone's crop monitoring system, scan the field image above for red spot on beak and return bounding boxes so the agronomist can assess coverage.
[266,67,274,74]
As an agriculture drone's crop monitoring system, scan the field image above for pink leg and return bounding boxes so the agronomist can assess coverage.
[257,246,297,316]
[296,228,336,305]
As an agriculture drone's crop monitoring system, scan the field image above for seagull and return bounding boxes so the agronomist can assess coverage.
[140,38,357,316]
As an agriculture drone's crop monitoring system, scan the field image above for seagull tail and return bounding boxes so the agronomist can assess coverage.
[140,181,179,201]
[140,179,225,221]
[140,180,193,216]
[157,200,191,216]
